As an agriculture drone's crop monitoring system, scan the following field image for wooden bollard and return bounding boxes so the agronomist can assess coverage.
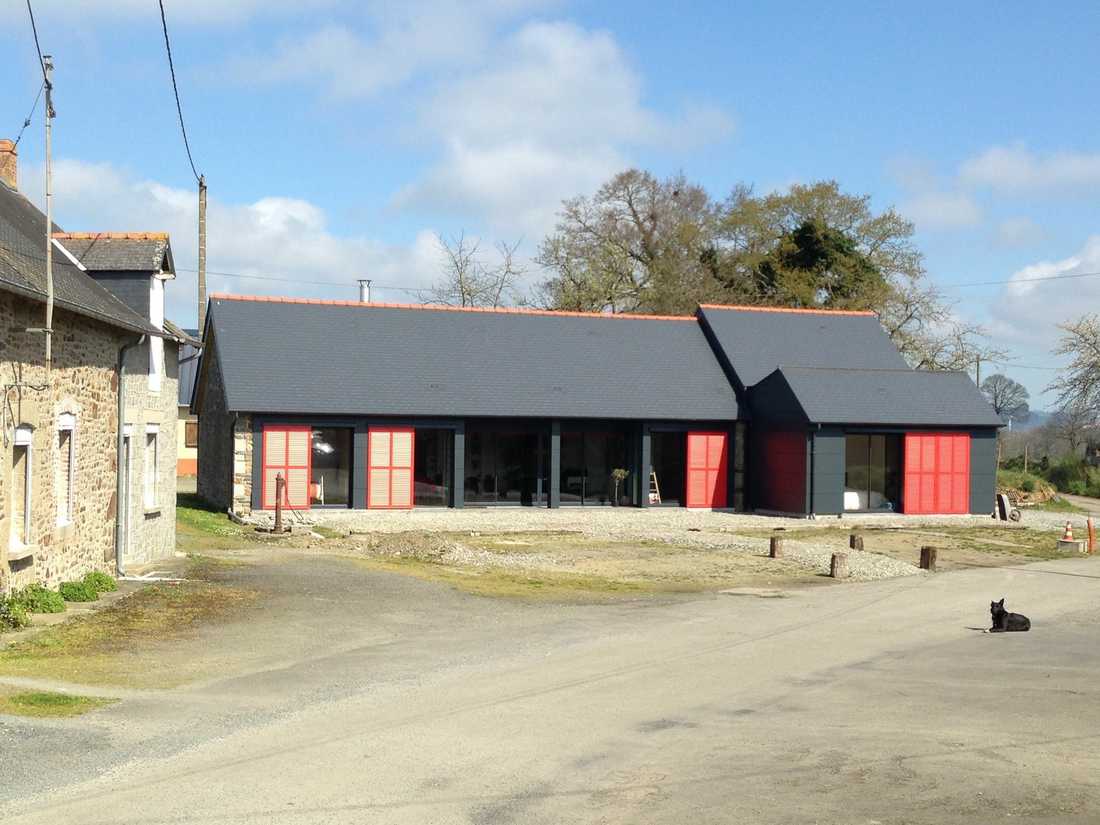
[1088,518,1096,555]
[274,472,285,534]
[920,545,937,571]
[849,533,864,551]
[769,536,784,558]
[830,552,849,579]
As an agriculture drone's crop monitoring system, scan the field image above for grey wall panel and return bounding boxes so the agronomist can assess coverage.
[810,428,846,515]
[86,271,150,320]
[639,424,652,508]
[969,428,998,514]
[452,423,465,508]
[549,420,561,509]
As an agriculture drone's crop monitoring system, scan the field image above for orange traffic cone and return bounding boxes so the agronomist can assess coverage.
[1062,521,1074,542]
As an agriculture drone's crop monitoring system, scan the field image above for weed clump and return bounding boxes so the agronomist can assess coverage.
[12,584,66,614]
[59,580,99,603]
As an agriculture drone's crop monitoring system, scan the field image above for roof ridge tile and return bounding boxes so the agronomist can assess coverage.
[699,303,877,317]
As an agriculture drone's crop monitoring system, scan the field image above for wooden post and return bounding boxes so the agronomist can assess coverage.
[849,533,864,551]
[1088,519,1096,555]
[769,536,783,558]
[274,472,285,534]
[830,552,849,579]
[920,545,937,571]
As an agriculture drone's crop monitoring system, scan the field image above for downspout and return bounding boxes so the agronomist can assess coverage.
[115,335,146,577]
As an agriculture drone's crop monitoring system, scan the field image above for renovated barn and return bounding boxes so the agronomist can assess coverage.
[192,294,1001,517]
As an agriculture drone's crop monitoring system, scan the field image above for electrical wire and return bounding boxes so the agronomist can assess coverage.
[25,0,49,89]
[942,270,1100,289]
[173,267,424,294]
[158,0,201,184]
[13,82,44,149]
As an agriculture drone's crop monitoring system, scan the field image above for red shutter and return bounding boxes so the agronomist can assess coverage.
[903,433,970,514]
[261,425,312,510]
[368,427,415,509]
[685,432,728,508]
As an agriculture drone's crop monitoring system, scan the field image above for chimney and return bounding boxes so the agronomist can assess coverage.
[358,279,372,303]
[0,140,16,190]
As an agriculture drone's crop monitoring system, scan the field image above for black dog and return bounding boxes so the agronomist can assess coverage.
[989,598,1030,632]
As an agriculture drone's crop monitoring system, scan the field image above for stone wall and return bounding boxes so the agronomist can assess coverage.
[0,292,127,592]
[119,338,180,567]
[232,415,253,516]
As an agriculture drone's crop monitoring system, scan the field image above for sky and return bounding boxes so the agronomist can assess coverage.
[2,0,1098,407]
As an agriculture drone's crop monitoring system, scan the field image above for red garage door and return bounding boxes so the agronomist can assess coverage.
[368,427,414,509]
[685,431,728,509]
[261,425,311,510]
[903,433,970,514]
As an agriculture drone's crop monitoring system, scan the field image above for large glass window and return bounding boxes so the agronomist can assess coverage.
[844,434,901,511]
[311,428,352,506]
[464,425,548,506]
[650,431,685,506]
[560,429,632,505]
[415,429,453,507]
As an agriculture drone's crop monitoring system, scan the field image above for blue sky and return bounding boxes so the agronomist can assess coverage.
[3,1,1099,406]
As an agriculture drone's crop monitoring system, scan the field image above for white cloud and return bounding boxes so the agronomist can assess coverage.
[7,0,338,25]
[233,1,556,98]
[995,216,1045,248]
[959,144,1100,194]
[985,235,1100,350]
[899,191,982,230]
[398,20,733,237]
[23,159,442,327]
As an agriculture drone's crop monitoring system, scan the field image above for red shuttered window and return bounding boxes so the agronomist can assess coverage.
[368,427,415,509]
[903,433,970,514]
[685,432,728,509]
[261,425,311,510]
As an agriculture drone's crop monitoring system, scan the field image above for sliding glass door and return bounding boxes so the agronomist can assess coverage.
[560,428,632,505]
[464,425,549,505]
[844,434,902,512]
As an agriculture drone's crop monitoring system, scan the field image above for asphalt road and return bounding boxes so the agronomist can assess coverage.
[3,550,1100,824]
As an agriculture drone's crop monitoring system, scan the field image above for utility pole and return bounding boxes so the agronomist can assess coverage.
[28,54,55,377]
[197,174,207,333]
[975,355,981,387]
[1024,442,1029,474]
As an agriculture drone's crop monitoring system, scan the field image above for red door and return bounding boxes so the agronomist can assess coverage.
[685,431,728,508]
[903,433,970,514]
[261,425,311,510]
[368,427,415,509]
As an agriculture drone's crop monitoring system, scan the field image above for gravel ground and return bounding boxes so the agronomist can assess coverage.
[247,507,983,581]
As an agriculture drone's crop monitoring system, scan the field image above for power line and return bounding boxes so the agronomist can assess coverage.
[24,0,49,89]
[173,266,424,294]
[943,270,1100,289]
[157,0,201,184]
[13,81,44,148]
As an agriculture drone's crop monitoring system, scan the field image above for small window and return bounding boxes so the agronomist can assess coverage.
[144,425,159,509]
[184,420,198,449]
[58,414,75,525]
[12,426,33,545]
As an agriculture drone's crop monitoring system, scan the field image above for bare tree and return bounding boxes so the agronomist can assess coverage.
[1048,314,1100,414]
[981,373,1030,424]
[424,233,525,308]
[1049,402,1096,454]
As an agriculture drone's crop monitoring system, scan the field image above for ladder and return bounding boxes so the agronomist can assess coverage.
[648,471,662,504]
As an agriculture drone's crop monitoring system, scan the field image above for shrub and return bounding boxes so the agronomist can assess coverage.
[12,584,66,614]
[83,571,118,594]
[0,598,30,631]
[1047,457,1089,493]
[1021,478,1035,493]
[59,580,99,603]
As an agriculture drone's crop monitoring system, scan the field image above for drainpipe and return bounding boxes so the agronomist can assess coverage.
[114,335,146,577]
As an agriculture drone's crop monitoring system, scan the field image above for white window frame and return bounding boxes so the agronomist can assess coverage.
[12,426,33,546]
[57,413,76,526]
[144,424,160,509]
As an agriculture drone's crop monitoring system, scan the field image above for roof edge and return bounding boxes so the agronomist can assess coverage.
[699,303,877,317]
[53,232,169,241]
[209,293,698,322]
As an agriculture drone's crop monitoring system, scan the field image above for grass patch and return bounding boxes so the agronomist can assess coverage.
[1030,497,1088,514]
[0,580,257,688]
[177,493,252,552]
[0,689,116,719]
[353,556,651,602]
[311,525,343,540]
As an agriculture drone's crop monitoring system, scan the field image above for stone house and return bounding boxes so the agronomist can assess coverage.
[0,138,190,591]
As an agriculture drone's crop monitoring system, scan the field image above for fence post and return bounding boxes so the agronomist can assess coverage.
[849,533,864,551]
[769,536,783,558]
[274,472,285,534]
[830,553,849,579]
[920,545,937,571]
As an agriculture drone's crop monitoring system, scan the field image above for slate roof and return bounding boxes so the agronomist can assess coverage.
[205,295,741,420]
[178,333,201,407]
[0,183,159,335]
[54,233,172,273]
[697,304,909,389]
[761,366,1003,427]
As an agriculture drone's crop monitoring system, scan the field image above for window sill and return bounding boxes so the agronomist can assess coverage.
[7,544,36,561]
